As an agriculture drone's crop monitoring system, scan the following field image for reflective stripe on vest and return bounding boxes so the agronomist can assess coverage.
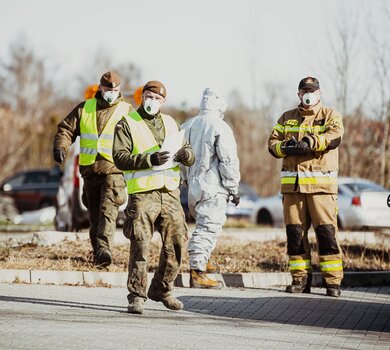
[289,259,312,271]
[123,111,180,194]
[79,99,130,165]
[320,260,343,272]
[281,171,338,185]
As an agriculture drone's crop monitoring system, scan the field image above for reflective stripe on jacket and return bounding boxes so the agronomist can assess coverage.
[268,102,344,194]
[79,98,130,165]
[123,111,180,194]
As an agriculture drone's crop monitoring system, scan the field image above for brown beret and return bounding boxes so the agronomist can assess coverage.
[142,80,167,98]
[100,71,121,88]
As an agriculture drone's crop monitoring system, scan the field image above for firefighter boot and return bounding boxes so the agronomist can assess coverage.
[326,284,341,297]
[206,259,220,273]
[190,270,220,289]
[286,274,312,294]
[127,296,144,314]
[147,289,183,311]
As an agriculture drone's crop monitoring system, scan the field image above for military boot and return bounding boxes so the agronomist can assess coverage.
[326,284,341,298]
[147,289,183,311]
[190,270,221,289]
[127,297,144,314]
[95,248,112,267]
[206,259,220,273]
[285,274,312,294]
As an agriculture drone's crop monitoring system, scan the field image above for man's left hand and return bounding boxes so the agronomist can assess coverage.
[174,148,190,163]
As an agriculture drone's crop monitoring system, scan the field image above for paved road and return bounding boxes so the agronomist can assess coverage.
[0,284,389,350]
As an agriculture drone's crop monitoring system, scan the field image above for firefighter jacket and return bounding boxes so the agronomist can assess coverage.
[268,101,344,194]
[53,91,132,177]
[112,106,195,193]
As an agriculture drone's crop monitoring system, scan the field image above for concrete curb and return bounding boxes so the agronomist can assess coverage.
[1,269,389,288]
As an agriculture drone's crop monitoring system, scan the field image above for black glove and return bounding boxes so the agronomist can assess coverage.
[173,148,190,163]
[296,140,311,152]
[281,138,312,156]
[54,149,66,164]
[230,193,240,206]
[285,138,297,148]
[150,151,170,166]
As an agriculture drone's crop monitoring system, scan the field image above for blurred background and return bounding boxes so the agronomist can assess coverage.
[0,0,389,227]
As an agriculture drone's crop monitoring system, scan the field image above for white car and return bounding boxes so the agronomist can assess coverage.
[251,177,390,230]
[54,137,127,232]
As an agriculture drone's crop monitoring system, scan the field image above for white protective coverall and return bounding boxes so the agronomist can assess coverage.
[181,88,240,271]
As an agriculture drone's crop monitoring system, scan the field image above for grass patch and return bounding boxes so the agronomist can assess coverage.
[0,238,388,273]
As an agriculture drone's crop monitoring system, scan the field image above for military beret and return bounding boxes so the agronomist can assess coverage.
[100,71,121,88]
[142,80,167,98]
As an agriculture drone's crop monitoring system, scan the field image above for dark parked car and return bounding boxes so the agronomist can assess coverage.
[0,167,62,213]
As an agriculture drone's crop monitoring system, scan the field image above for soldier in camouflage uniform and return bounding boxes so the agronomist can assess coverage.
[53,71,131,267]
[113,81,194,314]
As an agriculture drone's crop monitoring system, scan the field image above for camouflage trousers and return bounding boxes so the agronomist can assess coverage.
[123,188,187,302]
[82,174,127,254]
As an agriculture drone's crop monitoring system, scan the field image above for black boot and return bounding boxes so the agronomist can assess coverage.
[95,248,112,267]
[326,284,341,297]
[286,274,312,294]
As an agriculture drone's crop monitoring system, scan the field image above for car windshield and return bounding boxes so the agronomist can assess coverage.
[343,182,387,194]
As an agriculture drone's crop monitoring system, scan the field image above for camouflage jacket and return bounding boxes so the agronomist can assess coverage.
[112,106,195,171]
[53,91,132,177]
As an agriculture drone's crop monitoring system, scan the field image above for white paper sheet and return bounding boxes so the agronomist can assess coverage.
[152,130,185,171]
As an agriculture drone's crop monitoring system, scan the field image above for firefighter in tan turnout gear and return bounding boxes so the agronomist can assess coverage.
[112,80,195,314]
[268,77,344,297]
[53,71,131,267]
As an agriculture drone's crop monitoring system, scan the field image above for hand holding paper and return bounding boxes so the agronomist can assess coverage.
[152,130,185,170]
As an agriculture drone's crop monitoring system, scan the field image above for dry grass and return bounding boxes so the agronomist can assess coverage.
[0,237,388,273]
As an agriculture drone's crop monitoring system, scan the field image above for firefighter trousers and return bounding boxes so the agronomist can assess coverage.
[283,192,343,286]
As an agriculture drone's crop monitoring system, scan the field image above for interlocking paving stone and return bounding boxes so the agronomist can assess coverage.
[0,284,389,350]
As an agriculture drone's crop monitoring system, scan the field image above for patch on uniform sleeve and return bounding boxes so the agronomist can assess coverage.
[332,118,343,127]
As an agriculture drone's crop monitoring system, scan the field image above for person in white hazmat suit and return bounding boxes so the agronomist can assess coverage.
[181,88,240,288]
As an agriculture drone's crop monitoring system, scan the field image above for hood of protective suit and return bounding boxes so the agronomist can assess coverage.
[199,88,227,117]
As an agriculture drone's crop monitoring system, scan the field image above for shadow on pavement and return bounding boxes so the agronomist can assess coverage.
[0,295,127,314]
[177,294,390,333]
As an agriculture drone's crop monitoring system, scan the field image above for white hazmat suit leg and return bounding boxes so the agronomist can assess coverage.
[188,194,228,271]
[181,88,240,274]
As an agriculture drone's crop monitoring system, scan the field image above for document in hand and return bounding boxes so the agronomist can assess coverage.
[152,130,185,171]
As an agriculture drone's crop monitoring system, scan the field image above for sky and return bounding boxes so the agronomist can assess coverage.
[0,0,387,115]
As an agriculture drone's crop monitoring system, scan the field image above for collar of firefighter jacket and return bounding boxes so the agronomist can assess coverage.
[298,100,323,117]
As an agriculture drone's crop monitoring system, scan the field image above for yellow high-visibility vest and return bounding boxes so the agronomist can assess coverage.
[79,98,130,165]
[123,111,181,194]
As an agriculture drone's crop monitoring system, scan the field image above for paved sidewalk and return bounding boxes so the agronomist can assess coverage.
[0,284,389,350]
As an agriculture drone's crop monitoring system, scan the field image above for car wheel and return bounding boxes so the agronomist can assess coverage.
[39,199,55,209]
[257,209,273,226]
[54,215,69,232]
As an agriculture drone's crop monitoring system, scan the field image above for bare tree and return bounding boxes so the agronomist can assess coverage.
[76,49,143,100]
[369,1,390,188]
[0,36,64,178]
[0,36,57,123]
[325,6,361,177]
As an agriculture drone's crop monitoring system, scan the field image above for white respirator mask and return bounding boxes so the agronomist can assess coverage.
[103,90,119,104]
[302,92,318,106]
[144,98,161,115]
